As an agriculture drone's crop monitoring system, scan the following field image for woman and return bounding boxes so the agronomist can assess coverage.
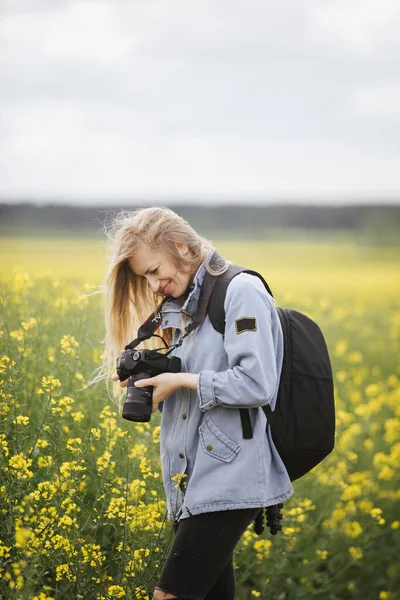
[104,206,294,600]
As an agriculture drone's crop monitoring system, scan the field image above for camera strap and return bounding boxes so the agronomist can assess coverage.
[125,296,171,350]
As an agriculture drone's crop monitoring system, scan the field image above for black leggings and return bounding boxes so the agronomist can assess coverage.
[155,507,260,600]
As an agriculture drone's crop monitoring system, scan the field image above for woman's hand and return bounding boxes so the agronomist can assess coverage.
[111,372,128,388]
[134,373,183,413]
[111,348,141,389]
[110,372,180,411]
[111,368,199,413]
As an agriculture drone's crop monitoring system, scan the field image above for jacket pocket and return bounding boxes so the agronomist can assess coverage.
[199,415,241,463]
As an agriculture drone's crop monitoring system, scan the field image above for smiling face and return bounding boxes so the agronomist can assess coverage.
[128,242,194,299]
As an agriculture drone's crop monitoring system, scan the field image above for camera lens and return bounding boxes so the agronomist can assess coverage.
[122,373,152,422]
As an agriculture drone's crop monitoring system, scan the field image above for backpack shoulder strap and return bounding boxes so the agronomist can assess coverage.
[207,264,274,440]
[208,265,274,334]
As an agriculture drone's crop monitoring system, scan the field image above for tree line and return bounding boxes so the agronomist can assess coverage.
[0,202,399,240]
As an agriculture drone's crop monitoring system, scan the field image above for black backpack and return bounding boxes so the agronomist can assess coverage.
[207,264,335,482]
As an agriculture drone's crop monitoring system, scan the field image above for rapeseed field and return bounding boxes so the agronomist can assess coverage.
[0,236,399,600]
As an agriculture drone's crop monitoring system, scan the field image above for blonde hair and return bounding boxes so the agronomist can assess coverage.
[98,206,230,406]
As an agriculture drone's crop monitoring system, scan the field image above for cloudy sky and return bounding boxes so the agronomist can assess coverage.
[0,0,399,204]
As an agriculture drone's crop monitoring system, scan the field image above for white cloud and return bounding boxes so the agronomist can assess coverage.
[2,102,83,154]
[1,1,136,62]
[0,0,399,201]
[352,83,400,120]
[310,0,400,53]
[1,102,398,198]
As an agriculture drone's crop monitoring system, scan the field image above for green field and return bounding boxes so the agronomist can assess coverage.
[0,235,399,599]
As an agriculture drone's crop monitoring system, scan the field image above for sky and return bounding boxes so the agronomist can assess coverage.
[0,0,399,205]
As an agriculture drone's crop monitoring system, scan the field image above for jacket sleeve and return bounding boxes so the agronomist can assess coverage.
[197,272,280,411]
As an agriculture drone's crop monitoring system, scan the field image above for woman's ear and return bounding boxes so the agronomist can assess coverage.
[176,243,189,257]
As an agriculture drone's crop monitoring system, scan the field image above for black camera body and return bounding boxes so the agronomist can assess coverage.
[117,348,181,422]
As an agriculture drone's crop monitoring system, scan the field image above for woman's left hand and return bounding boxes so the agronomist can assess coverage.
[134,372,183,412]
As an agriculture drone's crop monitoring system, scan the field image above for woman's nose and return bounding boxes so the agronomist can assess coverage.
[148,278,160,292]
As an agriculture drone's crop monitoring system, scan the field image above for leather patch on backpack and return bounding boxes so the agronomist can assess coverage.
[235,317,257,334]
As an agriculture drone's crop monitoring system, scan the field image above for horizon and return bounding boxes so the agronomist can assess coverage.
[1,195,400,208]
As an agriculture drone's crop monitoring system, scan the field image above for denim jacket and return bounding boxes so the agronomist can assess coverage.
[158,247,294,522]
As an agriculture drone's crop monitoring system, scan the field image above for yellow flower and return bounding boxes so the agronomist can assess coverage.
[336,370,347,382]
[133,588,149,600]
[60,461,87,478]
[56,563,76,582]
[241,529,257,547]
[36,439,49,449]
[253,539,272,560]
[341,484,362,501]
[38,455,53,468]
[363,439,374,450]
[66,438,83,453]
[348,546,363,560]
[81,543,106,567]
[97,451,116,474]
[335,340,348,357]
[48,347,55,363]
[0,355,14,373]
[91,428,101,440]
[0,434,9,457]
[41,376,62,393]
[107,585,126,598]
[171,473,187,489]
[0,540,12,558]
[152,425,161,444]
[342,521,363,538]
[35,481,58,501]
[58,514,79,531]
[379,592,392,599]
[21,317,38,331]
[71,411,84,423]
[10,329,25,342]
[358,499,374,513]
[378,465,394,480]
[348,583,356,591]
[15,527,33,548]
[348,351,363,364]
[60,334,79,355]
[384,418,400,445]
[129,443,147,459]
[13,415,30,426]
[316,549,328,560]
[251,592,261,597]
[9,453,34,479]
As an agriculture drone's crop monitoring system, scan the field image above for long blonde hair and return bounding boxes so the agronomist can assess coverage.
[99,206,230,406]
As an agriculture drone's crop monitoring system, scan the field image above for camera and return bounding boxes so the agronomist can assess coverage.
[116,348,181,422]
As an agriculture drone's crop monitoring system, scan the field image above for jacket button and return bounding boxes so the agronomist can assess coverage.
[165,319,169,325]
[206,444,213,451]
[179,453,184,459]
[182,413,187,420]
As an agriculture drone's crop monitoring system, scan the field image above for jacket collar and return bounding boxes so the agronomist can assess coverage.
[161,246,218,322]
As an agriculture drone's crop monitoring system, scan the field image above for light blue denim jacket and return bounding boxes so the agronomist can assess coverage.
[158,247,294,522]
